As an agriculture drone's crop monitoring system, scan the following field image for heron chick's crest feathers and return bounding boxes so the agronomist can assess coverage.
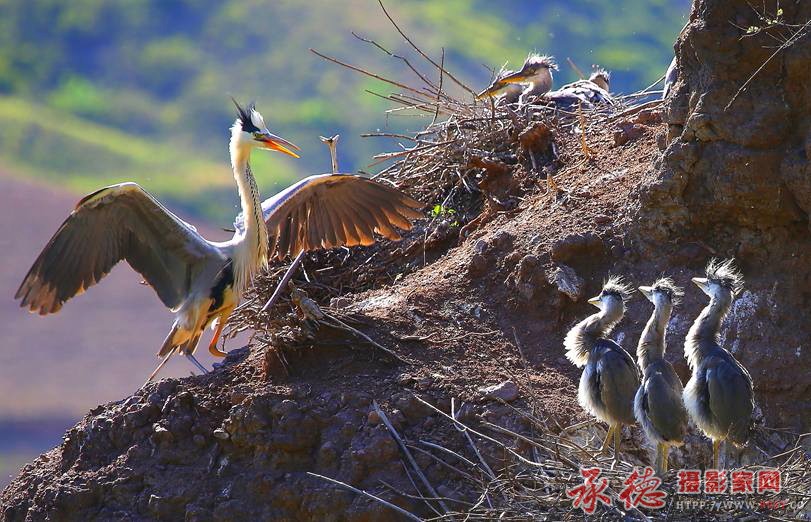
[564,276,629,367]
[651,277,684,305]
[525,53,558,71]
[601,275,633,302]
[705,258,744,295]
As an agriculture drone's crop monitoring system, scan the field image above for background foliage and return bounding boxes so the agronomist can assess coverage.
[0,0,689,224]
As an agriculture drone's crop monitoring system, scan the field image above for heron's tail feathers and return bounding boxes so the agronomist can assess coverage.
[728,420,753,447]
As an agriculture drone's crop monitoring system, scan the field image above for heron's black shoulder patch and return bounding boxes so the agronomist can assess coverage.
[210,262,234,311]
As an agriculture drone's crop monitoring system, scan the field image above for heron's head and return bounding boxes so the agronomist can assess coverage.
[639,277,683,308]
[589,67,611,91]
[231,99,300,158]
[476,55,557,99]
[692,258,743,300]
[588,275,631,313]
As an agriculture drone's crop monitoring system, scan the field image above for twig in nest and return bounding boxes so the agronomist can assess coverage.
[373,400,450,515]
[377,0,477,97]
[306,472,422,521]
[262,250,306,312]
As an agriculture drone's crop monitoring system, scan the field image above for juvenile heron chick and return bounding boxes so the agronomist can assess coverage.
[634,278,688,477]
[684,259,754,470]
[589,68,611,92]
[477,54,557,106]
[564,276,640,461]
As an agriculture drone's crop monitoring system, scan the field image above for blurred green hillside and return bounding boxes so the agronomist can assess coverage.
[0,0,689,225]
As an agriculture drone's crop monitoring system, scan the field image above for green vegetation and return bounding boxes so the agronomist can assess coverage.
[0,0,689,222]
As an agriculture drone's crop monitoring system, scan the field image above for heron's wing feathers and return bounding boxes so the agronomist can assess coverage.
[596,342,641,425]
[644,364,688,442]
[16,182,215,314]
[258,174,423,260]
[706,356,754,444]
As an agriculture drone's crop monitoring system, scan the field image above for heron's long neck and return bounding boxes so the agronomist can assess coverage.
[637,304,671,371]
[230,136,268,293]
[564,305,622,368]
[685,297,730,368]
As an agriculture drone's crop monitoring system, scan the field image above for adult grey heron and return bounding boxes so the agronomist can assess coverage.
[477,54,557,106]
[16,100,423,381]
[634,278,688,477]
[684,259,754,469]
[564,276,640,462]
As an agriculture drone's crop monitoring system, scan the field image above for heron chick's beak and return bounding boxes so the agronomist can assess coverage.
[495,70,532,86]
[587,295,602,308]
[255,131,301,158]
[691,277,710,295]
[638,286,653,302]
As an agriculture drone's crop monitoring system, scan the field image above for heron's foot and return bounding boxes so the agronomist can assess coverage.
[186,353,210,375]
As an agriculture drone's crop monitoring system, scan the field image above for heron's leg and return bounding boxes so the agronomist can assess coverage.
[655,443,666,477]
[613,423,622,463]
[600,424,615,454]
[186,353,209,375]
[207,319,228,357]
[712,439,721,470]
[145,350,175,385]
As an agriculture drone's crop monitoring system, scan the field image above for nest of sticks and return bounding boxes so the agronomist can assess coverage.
[224,3,810,518]
[227,1,663,346]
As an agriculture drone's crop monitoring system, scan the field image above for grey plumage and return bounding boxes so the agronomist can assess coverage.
[683,259,754,469]
[16,183,219,315]
[16,100,423,381]
[634,278,688,476]
[565,276,640,460]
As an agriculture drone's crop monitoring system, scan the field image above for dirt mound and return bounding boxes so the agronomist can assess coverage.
[3,0,811,519]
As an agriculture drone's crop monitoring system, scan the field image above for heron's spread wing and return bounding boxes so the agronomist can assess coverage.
[237,174,423,260]
[16,182,216,314]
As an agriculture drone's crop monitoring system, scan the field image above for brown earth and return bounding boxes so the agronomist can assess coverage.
[2,0,810,519]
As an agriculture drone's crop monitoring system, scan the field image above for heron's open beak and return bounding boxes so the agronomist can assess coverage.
[638,286,653,302]
[587,295,602,308]
[495,70,532,86]
[692,277,709,291]
[476,70,532,99]
[255,131,301,158]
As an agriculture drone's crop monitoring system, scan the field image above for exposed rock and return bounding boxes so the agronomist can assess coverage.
[545,264,584,302]
[479,381,520,402]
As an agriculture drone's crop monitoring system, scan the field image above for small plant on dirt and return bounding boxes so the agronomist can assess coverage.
[430,204,459,227]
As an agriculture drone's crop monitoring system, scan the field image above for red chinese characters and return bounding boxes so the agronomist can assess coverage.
[757,469,781,494]
[704,470,728,494]
[566,468,612,515]
[731,470,754,494]
[676,470,701,494]
[618,467,666,510]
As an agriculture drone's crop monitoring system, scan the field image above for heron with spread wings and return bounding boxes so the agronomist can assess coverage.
[16,100,423,381]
